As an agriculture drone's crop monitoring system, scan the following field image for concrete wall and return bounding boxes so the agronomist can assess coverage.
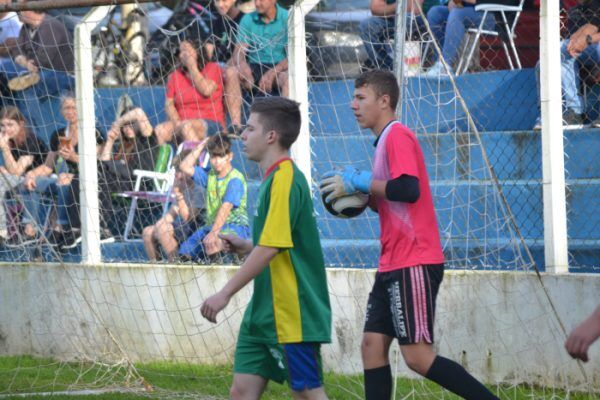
[0,263,598,390]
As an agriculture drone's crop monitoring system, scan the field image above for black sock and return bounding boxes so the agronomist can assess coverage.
[425,356,499,400]
[364,365,392,400]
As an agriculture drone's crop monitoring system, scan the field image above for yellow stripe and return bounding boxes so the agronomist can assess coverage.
[270,250,302,342]
[259,160,293,248]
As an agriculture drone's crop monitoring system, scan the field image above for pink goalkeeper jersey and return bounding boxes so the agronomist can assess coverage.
[373,121,444,272]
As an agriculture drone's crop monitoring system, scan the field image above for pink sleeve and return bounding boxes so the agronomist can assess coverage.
[203,63,223,88]
[165,72,176,99]
[385,126,420,179]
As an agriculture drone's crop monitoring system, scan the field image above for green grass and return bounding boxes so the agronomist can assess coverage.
[0,356,596,399]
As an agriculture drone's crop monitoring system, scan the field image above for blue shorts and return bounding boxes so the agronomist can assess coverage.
[233,337,324,391]
[204,119,222,136]
[178,223,250,260]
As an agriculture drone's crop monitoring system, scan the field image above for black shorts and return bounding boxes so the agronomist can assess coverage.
[249,63,276,86]
[364,264,444,344]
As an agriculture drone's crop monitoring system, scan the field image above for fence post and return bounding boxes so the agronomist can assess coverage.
[288,0,319,189]
[540,0,569,273]
[74,6,113,265]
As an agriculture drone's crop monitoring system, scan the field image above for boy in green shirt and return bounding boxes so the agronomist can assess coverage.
[179,135,250,261]
[201,97,331,399]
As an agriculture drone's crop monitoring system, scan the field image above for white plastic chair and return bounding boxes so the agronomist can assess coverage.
[456,0,524,75]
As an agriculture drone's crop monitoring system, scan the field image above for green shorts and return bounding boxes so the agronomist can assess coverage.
[233,337,324,391]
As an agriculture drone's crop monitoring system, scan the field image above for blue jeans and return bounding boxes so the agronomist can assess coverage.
[179,223,250,261]
[426,5,495,66]
[359,14,426,71]
[19,176,75,230]
[536,39,600,115]
[0,60,74,128]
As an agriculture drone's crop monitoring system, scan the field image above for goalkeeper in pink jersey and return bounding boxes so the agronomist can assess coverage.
[321,70,498,400]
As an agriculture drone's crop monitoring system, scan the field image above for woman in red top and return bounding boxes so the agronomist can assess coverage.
[155,39,225,144]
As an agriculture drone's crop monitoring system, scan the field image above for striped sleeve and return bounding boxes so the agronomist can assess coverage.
[258,161,294,248]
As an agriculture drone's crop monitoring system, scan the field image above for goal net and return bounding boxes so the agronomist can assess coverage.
[0,1,597,399]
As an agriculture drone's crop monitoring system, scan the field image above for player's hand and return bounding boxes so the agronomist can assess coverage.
[320,166,372,202]
[201,290,231,323]
[565,315,600,362]
[218,233,252,256]
[203,231,223,256]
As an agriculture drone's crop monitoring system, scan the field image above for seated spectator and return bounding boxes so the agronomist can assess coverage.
[360,0,435,71]
[142,149,206,262]
[155,39,225,145]
[424,0,496,76]
[0,7,73,125]
[534,0,600,128]
[19,94,105,248]
[0,106,47,242]
[179,134,249,262]
[224,0,289,133]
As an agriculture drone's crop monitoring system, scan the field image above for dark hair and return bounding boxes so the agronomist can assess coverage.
[0,106,27,124]
[206,134,232,157]
[249,97,301,150]
[179,39,210,72]
[119,106,142,139]
[355,70,400,110]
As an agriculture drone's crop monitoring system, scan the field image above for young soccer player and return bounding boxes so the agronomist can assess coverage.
[201,97,332,400]
[321,70,499,400]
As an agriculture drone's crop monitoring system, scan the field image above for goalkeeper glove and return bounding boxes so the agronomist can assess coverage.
[320,166,372,203]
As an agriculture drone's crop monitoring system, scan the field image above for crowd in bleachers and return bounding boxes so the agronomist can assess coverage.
[0,0,597,262]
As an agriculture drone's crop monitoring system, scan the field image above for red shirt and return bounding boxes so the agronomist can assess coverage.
[165,63,225,126]
[372,121,444,272]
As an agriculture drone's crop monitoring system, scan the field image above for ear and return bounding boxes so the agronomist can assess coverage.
[378,94,391,110]
[266,130,278,145]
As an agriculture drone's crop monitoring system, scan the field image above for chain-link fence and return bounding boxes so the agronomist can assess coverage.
[0,0,596,271]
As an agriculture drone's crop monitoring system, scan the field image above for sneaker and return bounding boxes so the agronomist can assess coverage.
[533,116,542,130]
[8,73,40,91]
[562,109,584,128]
[60,229,82,250]
[591,117,600,128]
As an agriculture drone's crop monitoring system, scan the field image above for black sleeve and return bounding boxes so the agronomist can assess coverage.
[95,128,105,145]
[49,129,62,152]
[385,174,420,203]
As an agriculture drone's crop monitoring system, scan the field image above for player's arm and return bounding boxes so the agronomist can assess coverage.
[321,166,419,203]
[565,304,600,362]
[200,245,279,323]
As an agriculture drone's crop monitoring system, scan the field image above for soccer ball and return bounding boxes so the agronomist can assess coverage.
[321,192,369,218]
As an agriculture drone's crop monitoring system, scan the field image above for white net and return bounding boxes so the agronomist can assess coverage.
[0,1,598,399]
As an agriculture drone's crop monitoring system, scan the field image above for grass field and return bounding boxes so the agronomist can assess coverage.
[0,356,596,399]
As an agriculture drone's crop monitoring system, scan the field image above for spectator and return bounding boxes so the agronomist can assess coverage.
[179,134,249,262]
[0,6,73,124]
[142,148,206,262]
[224,0,289,134]
[360,0,436,71]
[424,0,496,76]
[207,0,245,64]
[0,3,21,63]
[155,39,225,145]
[0,106,47,242]
[534,0,600,129]
[18,95,105,248]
